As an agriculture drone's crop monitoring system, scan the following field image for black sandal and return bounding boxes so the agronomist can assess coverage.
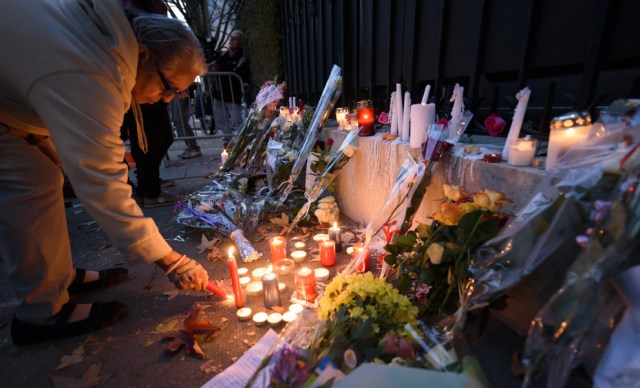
[68,268,129,295]
[11,301,128,346]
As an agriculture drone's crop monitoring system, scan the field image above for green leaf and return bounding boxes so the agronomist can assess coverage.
[384,254,397,266]
[394,233,417,248]
[472,219,500,245]
[456,211,484,243]
[396,275,412,293]
[384,244,402,256]
[415,223,431,238]
[420,268,435,284]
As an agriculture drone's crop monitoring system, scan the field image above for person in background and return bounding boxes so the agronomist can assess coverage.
[170,84,202,159]
[210,30,251,146]
[0,0,209,346]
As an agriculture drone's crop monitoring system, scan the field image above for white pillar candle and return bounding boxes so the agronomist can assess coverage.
[410,104,429,149]
[421,84,431,105]
[401,92,411,143]
[390,91,398,136]
[395,84,404,135]
[221,149,229,164]
[502,87,531,161]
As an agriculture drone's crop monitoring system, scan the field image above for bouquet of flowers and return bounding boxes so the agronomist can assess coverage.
[266,109,310,194]
[276,65,343,207]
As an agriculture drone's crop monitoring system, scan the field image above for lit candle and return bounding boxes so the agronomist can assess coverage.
[246,281,263,296]
[294,241,306,250]
[313,233,329,247]
[290,250,307,263]
[236,307,252,321]
[319,240,336,267]
[262,271,281,309]
[508,136,537,167]
[279,106,291,121]
[238,267,248,276]
[239,276,251,287]
[294,267,317,303]
[336,107,347,129]
[251,267,267,280]
[227,247,244,308]
[252,312,268,326]
[282,311,297,323]
[206,281,228,299]
[278,282,286,292]
[546,112,592,171]
[502,87,531,162]
[356,100,375,136]
[274,258,294,275]
[314,267,330,282]
[327,222,342,252]
[289,303,304,314]
[267,313,283,327]
[347,113,359,131]
[352,243,371,273]
[221,148,229,165]
[269,236,287,264]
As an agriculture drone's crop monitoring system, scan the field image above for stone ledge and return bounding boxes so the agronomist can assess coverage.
[323,128,546,226]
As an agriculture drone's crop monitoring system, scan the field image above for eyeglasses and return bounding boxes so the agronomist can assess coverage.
[156,67,180,98]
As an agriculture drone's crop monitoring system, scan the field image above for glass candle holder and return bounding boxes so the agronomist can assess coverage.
[262,272,281,309]
[335,107,347,129]
[294,267,317,303]
[546,111,592,171]
[352,243,371,273]
[327,222,342,252]
[269,236,287,264]
[508,135,538,167]
[319,240,336,267]
[357,100,375,136]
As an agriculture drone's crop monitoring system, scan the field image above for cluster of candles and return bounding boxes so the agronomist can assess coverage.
[335,108,360,131]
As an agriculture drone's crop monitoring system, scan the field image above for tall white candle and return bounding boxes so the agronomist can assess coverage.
[502,87,531,161]
[449,84,465,131]
[423,103,436,144]
[401,92,411,143]
[390,92,398,136]
[395,84,403,136]
[421,84,431,105]
[410,104,428,149]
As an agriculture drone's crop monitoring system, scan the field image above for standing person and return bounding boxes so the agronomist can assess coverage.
[210,30,252,146]
[0,1,209,346]
[170,86,202,159]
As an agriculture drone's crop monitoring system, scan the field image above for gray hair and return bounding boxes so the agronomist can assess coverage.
[231,30,247,45]
[128,10,207,78]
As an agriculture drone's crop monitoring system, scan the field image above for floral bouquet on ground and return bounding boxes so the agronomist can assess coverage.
[174,186,262,262]
[276,65,343,208]
[287,129,360,230]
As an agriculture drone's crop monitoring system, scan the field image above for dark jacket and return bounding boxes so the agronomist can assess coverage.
[212,48,251,104]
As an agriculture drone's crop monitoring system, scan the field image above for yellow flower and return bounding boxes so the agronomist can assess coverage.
[472,189,512,212]
[442,184,469,202]
[433,202,467,226]
[426,243,444,265]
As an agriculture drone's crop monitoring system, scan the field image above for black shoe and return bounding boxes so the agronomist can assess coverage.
[11,301,128,346]
[68,268,129,295]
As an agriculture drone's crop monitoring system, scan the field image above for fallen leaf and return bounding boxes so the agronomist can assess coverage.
[96,242,112,251]
[162,303,221,359]
[310,256,321,262]
[220,317,228,324]
[49,361,112,388]
[56,345,85,370]
[231,357,238,362]
[291,233,311,241]
[196,234,218,253]
[243,339,256,347]
[200,360,221,374]
[152,319,180,334]
[144,339,156,348]
[163,290,180,301]
[269,213,289,227]
[246,331,255,336]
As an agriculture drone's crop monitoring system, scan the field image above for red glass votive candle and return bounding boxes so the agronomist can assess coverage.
[357,100,375,137]
[352,243,371,273]
[294,267,317,303]
[269,236,287,264]
[483,153,502,163]
[320,240,336,267]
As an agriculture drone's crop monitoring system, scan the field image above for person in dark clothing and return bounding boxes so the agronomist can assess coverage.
[170,85,202,160]
[210,30,251,145]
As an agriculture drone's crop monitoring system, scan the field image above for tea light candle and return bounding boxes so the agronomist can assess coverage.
[352,243,371,273]
[282,311,297,323]
[290,250,308,263]
[246,281,263,296]
[221,148,229,165]
[294,267,317,303]
[294,241,306,250]
[313,233,329,247]
[314,267,330,282]
[237,307,252,321]
[269,236,287,264]
[267,313,283,327]
[252,312,268,326]
[238,267,248,276]
[289,303,304,314]
[239,276,251,287]
[252,267,267,280]
[278,282,286,292]
[227,248,244,308]
[327,222,342,252]
[262,272,281,309]
[508,136,537,167]
[274,258,294,275]
[319,240,336,267]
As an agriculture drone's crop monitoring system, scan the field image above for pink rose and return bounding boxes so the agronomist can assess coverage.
[326,138,334,147]
[378,111,389,125]
[484,114,506,136]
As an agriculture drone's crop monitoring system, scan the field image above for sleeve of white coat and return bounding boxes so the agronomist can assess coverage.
[27,71,172,265]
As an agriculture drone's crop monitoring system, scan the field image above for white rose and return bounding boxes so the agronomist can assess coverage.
[343,144,357,158]
[426,243,444,265]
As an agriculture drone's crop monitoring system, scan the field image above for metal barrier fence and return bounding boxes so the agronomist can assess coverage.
[169,71,247,142]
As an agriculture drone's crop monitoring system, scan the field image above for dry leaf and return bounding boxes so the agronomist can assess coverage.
[200,360,221,374]
[151,319,180,334]
[96,242,112,251]
[144,339,156,348]
[162,290,180,301]
[196,234,218,253]
[246,331,255,336]
[291,233,311,241]
[49,361,112,388]
[242,339,256,347]
[269,213,289,227]
[56,346,85,370]
[220,317,228,324]
[310,256,321,262]
[231,357,238,362]
[162,303,220,359]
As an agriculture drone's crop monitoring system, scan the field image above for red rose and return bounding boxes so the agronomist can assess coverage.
[484,114,506,136]
[327,138,334,147]
[437,117,449,126]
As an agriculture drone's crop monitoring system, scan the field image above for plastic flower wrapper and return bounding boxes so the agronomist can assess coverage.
[174,191,262,263]
[277,65,343,207]
[521,159,640,387]
[266,115,307,194]
[461,108,640,317]
[288,128,360,230]
[220,84,282,172]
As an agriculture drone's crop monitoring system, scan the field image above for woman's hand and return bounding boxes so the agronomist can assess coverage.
[156,251,209,291]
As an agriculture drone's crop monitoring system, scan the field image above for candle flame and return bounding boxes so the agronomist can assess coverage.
[333,221,338,229]
[228,247,235,258]
[267,264,273,273]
